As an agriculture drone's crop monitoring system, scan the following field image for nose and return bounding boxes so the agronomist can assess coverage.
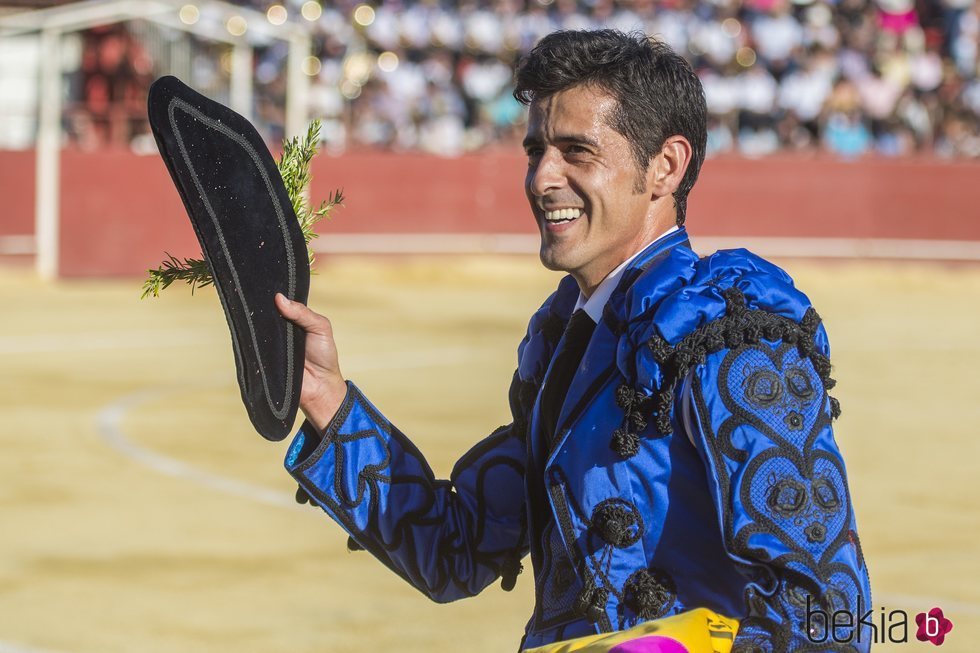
[526,149,565,198]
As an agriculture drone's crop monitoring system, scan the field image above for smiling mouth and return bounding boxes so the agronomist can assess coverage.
[543,208,582,224]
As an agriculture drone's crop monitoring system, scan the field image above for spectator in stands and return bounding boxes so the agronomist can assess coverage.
[62,0,977,159]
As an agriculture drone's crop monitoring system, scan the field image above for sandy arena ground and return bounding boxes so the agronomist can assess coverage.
[1,255,978,653]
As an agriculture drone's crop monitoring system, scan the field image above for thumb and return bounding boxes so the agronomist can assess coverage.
[275,293,329,334]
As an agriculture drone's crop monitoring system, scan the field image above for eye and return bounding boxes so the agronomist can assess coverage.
[564,144,592,159]
[525,147,543,166]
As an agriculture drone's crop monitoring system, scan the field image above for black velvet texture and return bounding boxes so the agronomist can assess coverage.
[148,75,309,442]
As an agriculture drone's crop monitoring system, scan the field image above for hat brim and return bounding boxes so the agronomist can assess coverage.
[148,75,309,442]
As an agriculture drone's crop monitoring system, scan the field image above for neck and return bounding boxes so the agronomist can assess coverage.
[574,221,679,297]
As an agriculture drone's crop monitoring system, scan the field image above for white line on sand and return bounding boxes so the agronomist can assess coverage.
[96,345,980,621]
[0,640,71,653]
[97,386,301,510]
[96,346,480,509]
[0,329,222,355]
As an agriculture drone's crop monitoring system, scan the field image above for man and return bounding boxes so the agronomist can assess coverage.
[275,30,871,651]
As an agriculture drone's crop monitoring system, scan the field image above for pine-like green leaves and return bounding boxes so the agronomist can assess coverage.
[141,120,343,299]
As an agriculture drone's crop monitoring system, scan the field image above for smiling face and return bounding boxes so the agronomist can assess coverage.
[523,85,671,296]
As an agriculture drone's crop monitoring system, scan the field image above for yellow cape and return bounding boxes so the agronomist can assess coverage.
[524,609,739,653]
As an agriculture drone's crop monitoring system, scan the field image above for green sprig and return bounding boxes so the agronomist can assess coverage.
[141,119,343,299]
[140,253,213,298]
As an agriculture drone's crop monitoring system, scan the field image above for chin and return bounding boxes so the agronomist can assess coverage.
[538,247,573,273]
[539,256,563,272]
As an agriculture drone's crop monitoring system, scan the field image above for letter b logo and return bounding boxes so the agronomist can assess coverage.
[916,607,953,646]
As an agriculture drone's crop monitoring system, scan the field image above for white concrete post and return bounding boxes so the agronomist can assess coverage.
[285,32,311,139]
[229,41,253,120]
[35,27,61,281]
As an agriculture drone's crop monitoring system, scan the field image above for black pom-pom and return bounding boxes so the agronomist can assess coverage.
[500,556,523,592]
[574,585,609,623]
[629,410,648,431]
[829,396,841,419]
[801,307,822,334]
[611,428,640,457]
[295,486,313,505]
[615,384,635,410]
[647,334,673,364]
[347,536,365,552]
[591,501,642,548]
[722,286,746,313]
[655,413,673,436]
[623,568,676,620]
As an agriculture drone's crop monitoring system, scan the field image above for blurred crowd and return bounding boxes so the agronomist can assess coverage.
[65,25,157,150]
[77,0,980,158]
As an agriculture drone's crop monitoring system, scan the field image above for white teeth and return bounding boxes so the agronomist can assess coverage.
[544,208,582,223]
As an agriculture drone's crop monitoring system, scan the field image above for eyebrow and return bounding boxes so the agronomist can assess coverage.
[523,133,600,150]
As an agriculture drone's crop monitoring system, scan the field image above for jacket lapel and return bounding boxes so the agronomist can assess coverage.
[526,278,578,485]
[546,228,691,465]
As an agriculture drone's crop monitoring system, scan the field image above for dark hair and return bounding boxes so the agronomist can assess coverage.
[513,30,707,225]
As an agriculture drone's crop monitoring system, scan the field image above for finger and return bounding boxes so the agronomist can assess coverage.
[275,293,331,335]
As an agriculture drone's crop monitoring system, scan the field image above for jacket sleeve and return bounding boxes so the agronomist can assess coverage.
[284,373,530,604]
[681,306,872,651]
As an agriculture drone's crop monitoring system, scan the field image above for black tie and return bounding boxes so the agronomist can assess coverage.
[540,310,596,448]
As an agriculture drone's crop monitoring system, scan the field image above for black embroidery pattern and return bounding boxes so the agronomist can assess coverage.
[690,320,866,649]
[295,384,530,601]
[551,557,576,600]
[331,428,392,508]
[547,471,680,632]
[524,311,585,630]
[611,287,840,459]
[503,295,573,606]
[545,466,612,631]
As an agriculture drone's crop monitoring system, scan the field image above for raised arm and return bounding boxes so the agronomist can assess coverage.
[276,295,529,603]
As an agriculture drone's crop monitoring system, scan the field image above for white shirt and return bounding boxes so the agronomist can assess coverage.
[573,226,680,322]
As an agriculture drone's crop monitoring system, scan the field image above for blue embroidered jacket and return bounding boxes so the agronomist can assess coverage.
[285,229,873,651]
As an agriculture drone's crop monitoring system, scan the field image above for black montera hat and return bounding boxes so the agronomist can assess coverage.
[147,75,308,442]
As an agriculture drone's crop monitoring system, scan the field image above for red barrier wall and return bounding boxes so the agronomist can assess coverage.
[308,152,980,241]
[0,149,977,277]
[0,150,35,236]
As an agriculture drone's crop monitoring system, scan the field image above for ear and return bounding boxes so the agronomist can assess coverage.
[646,135,692,199]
